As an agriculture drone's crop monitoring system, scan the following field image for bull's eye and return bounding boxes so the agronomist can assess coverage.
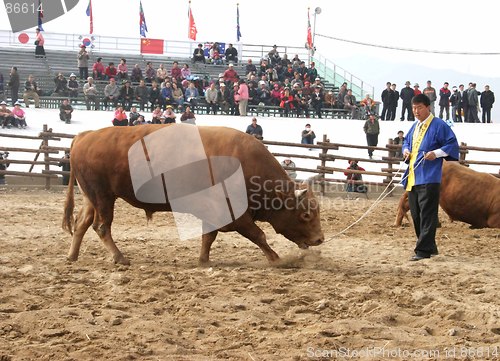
[301,212,312,221]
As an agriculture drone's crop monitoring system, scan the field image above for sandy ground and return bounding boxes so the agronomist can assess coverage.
[0,189,499,361]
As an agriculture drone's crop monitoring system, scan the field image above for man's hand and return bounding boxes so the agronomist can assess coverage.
[403,149,411,160]
[424,151,437,160]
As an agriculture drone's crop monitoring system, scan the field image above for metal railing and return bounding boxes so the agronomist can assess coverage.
[1,29,373,98]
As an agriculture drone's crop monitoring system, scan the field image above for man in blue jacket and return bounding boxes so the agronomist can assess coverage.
[402,94,459,261]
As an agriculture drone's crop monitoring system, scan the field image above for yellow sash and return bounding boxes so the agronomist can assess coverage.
[406,115,434,191]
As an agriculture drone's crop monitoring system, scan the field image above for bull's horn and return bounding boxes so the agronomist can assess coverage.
[295,189,308,198]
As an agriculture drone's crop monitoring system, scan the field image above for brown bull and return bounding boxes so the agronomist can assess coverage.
[395,161,500,228]
[62,124,324,265]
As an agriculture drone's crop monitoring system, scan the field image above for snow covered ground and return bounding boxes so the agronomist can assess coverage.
[1,107,499,185]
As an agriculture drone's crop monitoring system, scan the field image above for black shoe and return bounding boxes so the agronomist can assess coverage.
[431,249,439,256]
[410,253,431,261]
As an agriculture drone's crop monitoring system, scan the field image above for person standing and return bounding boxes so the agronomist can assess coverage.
[456,84,465,122]
[438,82,451,120]
[449,86,459,123]
[413,83,422,96]
[467,83,480,123]
[8,67,20,106]
[77,45,90,80]
[400,81,414,121]
[423,80,437,114]
[388,83,399,121]
[402,94,459,261]
[237,79,249,116]
[34,28,45,59]
[380,82,392,120]
[363,114,380,159]
[480,85,495,123]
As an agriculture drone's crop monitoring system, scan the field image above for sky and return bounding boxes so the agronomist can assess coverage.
[0,0,499,119]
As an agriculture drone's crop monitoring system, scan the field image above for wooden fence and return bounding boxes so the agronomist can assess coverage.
[1,125,499,193]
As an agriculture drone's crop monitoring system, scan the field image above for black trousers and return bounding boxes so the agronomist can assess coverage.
[482,107,492,123]
[366,133,378,156]
[468,105,480,123]
[380,104,390,120]
[439,105,450,120]
[79,67,88,80]
[408,183,440,256]
[456,105,463,122]
[401,102,413,121]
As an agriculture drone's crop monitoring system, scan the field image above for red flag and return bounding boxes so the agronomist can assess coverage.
[306,9,313,49]
[140,38,164,54]
[188,3,197,41]
[86,0,93,35]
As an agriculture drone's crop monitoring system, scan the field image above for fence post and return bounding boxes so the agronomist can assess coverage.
[460,142,467,165]
[320,134,329,196]
[42,124,51,190]
[385,138,395,196]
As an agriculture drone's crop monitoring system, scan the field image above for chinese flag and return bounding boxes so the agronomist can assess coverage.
[140,38,164,54]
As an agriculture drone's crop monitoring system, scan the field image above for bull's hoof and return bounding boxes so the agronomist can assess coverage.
[113,254,130,266]
[198,257,210,267]
[67,254,78,262]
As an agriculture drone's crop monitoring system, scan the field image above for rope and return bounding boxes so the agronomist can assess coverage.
[315,33,500,56]
[323,152,426,242]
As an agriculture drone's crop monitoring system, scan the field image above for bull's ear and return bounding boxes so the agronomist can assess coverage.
[295,189,307,199]
[300,212,312,221]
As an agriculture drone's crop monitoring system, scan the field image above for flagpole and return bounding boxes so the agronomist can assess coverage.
[308,7,311,65]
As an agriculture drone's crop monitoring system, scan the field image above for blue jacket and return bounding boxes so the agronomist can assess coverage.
[402,117,459,188]
[161,87,173,100]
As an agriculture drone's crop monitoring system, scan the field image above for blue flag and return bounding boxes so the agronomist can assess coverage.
[236,4,241,42]
[37,0,44,31]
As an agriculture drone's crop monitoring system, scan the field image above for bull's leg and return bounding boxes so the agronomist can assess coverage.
[199,229,218,265]
[92,197,130,265]
[68,196,94,262]
[235,215,280,263]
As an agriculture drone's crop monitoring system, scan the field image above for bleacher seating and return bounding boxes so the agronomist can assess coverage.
[0,47,354,118]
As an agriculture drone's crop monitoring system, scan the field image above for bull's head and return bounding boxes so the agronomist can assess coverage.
[271,184,324,249]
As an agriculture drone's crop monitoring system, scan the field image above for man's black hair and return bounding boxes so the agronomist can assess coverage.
[411,93,431,106]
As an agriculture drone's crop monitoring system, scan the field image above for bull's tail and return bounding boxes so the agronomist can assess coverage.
[62,154,76,235]
[394,192,410,227]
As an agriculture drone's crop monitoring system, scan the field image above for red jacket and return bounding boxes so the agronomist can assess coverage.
[280,94,294,109]
[223,69,238,83]
[105,66,117,78]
